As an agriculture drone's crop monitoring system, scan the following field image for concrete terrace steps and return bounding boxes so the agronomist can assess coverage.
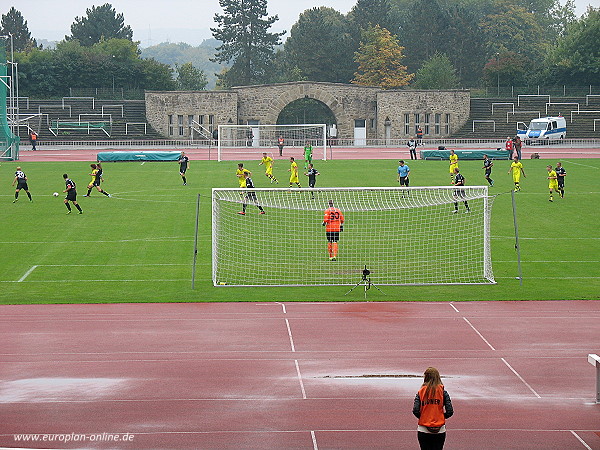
[16,99,163,142]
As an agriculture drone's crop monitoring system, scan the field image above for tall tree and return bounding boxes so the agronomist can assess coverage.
[211,0,284,87]
[176,62,208,90]
[283,7,356,83]
[412,53,459,89]
[67,3,133,46]
[541,7,600,85]
[352,25,413,89]
[0,7,37,52]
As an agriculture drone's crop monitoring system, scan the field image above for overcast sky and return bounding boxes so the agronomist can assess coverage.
[12,0,600,47]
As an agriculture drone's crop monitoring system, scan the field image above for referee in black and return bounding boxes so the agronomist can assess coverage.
[178,151,189,185]
[12,167,32,203]
[555,161,566,198]
[452,168,470,213]
[63,174,83,214]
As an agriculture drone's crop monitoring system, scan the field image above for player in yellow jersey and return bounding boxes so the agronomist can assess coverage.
[546,165,559,202]
[507,156,526,191]
[449,149,459,183]
[259,152,278,184]
[236,163,251,188]
[288,157,301,188]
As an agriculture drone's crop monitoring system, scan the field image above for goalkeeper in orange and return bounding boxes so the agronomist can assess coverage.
[322,200,345,261]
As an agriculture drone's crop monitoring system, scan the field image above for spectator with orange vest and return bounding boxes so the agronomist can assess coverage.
[322,200,344,261]
[29,130,38,150]
[277,135,284,156]
[413,367,454,450]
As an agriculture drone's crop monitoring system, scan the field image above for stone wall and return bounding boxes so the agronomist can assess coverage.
[145,83,470,141]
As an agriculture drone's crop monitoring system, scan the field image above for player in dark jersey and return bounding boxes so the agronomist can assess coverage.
[238,172,265,215]
[482,154,494,187]
[62,174,83,214]
[555,161,566,198]
[12,167,32,202]
[304,163,320,199]
[452,168,470,213]
[178,152,189,185]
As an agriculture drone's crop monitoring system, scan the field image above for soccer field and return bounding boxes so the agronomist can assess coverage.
[1,158,598,304]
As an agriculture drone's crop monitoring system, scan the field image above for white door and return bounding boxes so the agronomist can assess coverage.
[248,120,260,147]
[354,119,366,146]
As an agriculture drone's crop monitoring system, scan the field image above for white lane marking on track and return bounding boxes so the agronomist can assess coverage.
[285,319,296,352]
[295,359,307,400]
[311,430,318,449]
[449,303,459,313]
[570,430,593,449]
[462,317,496,351]
[18,265,38,282]
[501,357,541,398]
[276,302,287,314]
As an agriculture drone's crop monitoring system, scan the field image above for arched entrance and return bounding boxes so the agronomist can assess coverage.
[276,97,337,128]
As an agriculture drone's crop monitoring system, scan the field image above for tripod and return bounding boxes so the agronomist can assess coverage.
[345,265,385,299]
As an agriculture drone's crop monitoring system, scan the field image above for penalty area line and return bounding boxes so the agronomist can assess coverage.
[18,265,38,282]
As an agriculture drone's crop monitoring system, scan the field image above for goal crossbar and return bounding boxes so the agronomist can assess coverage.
[210,186,495,286]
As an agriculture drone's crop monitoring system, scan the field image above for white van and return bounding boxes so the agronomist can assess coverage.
[517,116,566,143]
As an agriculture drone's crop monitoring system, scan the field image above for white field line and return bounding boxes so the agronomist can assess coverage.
[462,317,496,351]
[561,160,599,169]
[285,319,296,353]
[0,236,203,245]
[2,279,189,283]
[492,236,600,240]
[501,357,541,398]
[17,265,38,282]
[295,359,307,400]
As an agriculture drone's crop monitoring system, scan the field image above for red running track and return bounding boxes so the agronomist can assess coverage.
[0,301,599,449]
[16,145,600,162]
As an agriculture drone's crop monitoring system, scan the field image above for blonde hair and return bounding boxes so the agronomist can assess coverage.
[422,367,442,399]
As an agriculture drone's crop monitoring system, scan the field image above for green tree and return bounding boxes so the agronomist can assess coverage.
[482,51,528,87]
[412,53,459,89]
[283,7,355,83]
[67,3,133,46]
[352,25,413,89]
[176,62,208,90]
[0,7,37,52]
[541,7,600,85]
[211,0,284,87]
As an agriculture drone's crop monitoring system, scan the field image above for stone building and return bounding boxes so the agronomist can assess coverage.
[145,81,470,142]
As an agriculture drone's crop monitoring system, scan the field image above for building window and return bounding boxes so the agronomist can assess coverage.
[370,118,376,129]
[168,115,173,136]
[424,113,430,135]
[445,114,451,134]
[209,114,214,132]
[178,115,184,136]
[435,113,441,135]
[199,115,204,125]
[188,115,194,135]
[404,113,410,135]
[414,113,421,134]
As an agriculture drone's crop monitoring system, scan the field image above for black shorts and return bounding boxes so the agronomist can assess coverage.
[309,181,316,188]
[326,231,340,242]
[245,192,257,202]
[557,178,564,188]
[485,169,492,176]
[180,167,187,174]
[66,190,77,201]
[92,180,101,187]
[16,181,28,190]
[454,188,466,199]
[399,176,409,186]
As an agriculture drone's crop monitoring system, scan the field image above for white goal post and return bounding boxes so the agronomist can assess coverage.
[209,186,496,286]
[217,124,327,162]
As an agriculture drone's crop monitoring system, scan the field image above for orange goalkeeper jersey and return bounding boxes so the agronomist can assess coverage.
[323,207,344,232]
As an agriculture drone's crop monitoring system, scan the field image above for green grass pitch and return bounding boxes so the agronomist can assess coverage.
[1,157,598,304]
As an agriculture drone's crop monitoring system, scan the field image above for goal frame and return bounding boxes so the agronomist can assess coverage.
[217,123,327,162]
[209,186,496,287]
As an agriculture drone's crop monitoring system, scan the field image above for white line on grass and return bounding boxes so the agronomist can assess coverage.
[494,260,600,263]
[295,359,307,400]
[285,318,296,352]
[1,279,189,283]
[495,276,600,279]
[462,317,496,351]
[501,357,541,398]
[17,265,38,282]
[562,160,599,169]
[570,431,593,450]
[0,236,202,245]
[492,236,600,240]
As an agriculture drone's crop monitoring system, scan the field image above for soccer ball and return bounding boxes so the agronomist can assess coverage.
[53,192,59,197]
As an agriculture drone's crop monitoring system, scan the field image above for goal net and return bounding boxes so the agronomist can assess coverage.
[217,124,327,162]
[210,187,495,286]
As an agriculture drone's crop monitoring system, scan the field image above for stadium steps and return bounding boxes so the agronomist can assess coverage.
[16,99,163,142]
[453,96,600,139]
